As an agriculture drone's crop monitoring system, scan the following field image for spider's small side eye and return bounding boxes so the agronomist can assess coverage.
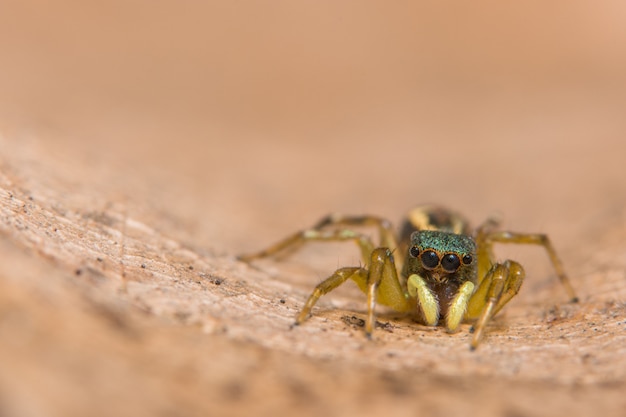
[420,250,439,269]
[409,246,420,258]
[441,253,461,272]
[462,254,473,265]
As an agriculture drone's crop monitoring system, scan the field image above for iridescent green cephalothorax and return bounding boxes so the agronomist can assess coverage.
[239,205,578,349]
[403,230,477,321]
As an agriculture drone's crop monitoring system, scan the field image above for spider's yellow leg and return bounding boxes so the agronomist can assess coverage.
[483,231,577,302]
[312,214,399,254]
[491,262,524,316]
[362,248,411,336]
[239,229,375,265]
[364,250,385,337]
[239,214,399,267]
[468,260,525,349]
[295,247,410,337]
[294,266,367,325]
[407,274,439,326]
[473,216,501,285]
[446,281,475,332]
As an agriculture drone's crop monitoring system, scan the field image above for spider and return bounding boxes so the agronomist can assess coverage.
[239,205,578,349]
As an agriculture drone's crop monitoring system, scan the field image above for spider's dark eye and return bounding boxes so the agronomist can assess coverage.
[462,254,473,265]
[441,253,461,272]
[420,250,439,269]
[409,246,420,258]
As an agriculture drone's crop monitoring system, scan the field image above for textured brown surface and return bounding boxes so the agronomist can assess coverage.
[1,2,626,416]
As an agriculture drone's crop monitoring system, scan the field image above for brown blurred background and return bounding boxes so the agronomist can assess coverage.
[2,1,625,234]
[1,1,626,416]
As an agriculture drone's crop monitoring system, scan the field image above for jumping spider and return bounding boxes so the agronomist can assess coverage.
[239,205,578,349]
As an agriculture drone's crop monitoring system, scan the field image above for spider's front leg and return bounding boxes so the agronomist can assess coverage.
[466,260,525,349]
[295,248,410,337]
[294,266,367,325]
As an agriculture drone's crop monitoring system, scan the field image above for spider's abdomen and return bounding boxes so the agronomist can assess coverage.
[398,205,471,252]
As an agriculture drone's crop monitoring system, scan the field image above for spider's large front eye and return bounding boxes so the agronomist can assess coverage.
[420,250,439,269]
[409,246,420,258]
[441,253,461,272]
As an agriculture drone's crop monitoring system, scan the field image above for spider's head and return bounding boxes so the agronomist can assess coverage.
[404,230,477,285]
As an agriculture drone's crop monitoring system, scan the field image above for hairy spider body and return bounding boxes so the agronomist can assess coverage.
[239,205,578,349]
[403,230,477,322]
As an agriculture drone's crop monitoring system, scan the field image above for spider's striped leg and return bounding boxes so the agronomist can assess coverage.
[239,214,398,266]
[294,247,411,337]
[477,231,577,303]
[362,248,411,336]
[466,260,525,349]
[294,266,367,325]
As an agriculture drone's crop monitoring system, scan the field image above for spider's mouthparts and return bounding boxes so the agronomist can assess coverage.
[430,272,444,283]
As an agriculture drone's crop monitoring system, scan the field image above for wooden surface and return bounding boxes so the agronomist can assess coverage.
[1,2,626,416]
